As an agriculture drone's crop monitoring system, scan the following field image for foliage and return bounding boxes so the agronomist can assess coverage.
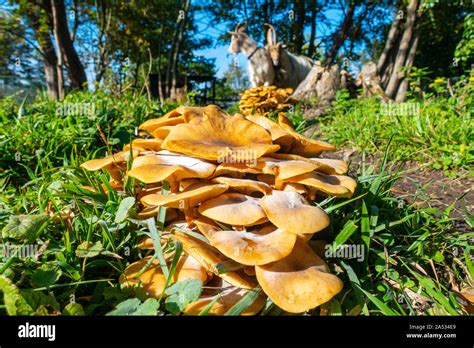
[455,13,474,69]
[0,90,179,186]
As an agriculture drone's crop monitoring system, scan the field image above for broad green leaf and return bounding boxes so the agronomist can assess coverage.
[2,214,50,242]
[164,279,203,314]
[115,197,136,223]
[133,298,160,315]
[0,275,34,315]
[75,241,103,258]
[21,290,60,313]
[31,268,60,287]
[106,298,141,316]
[63,302,85,316]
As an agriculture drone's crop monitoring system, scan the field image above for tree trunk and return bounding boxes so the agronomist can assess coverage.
[377,11,401,76]
[20,1,59,99]
[384,0,419,99]
[50,0,65,99]
[395,32,419,101]
[293,0,305,55]
[307,0,317,58]
[95,0,111,84]
[325,1,356,65]
[170,0,190,101]
[49,0,87,90]
[165,0,184,98]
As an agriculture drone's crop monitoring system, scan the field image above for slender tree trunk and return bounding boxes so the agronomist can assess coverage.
[294,0,305,55]
[170,0,190,101]
[157,24,164,104]
[43,46,60,100]
[49,0,87,89]
[325,1,356,65]
[165,0,183,98]
[384,0,419,99]
[51,0,65,99]
[95,0,111,84]
[377,11,401,76]
[22,1,59,99]
[307,0,317,58]
[395,32,419,101]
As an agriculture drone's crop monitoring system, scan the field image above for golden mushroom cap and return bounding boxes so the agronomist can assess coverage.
[173,231,256,289]
[311,158,349,175]
[211,176,272,195]
[161,113,280,161]
[127,152,216,184]
[177,104,227,124]
[119,254,207,298]
[139,115,184,132]
[259,190,329,235]
[246,114,294,151]
[198,193,267,226]
[194,216,221,240]
[141,183,229,209]
[278,113,336,156]
[255,239,343,313]
[209,225,297,266]
[286,171,357,198]
[257,157,320,180]
[151,126,173,140]
[184,286,266,316]
[80,150,137,171]
[119,257,167,298]
[124,138,163,151]
[173,253,209,283]
[268,152,346,175]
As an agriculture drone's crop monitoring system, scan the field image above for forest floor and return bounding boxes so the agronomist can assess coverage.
[328,148,473,231]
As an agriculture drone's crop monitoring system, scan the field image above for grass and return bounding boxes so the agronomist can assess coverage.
[0,89,472,316]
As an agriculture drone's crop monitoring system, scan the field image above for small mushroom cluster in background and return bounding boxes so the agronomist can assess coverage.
[81,103,357,314]
[239,85,297,116]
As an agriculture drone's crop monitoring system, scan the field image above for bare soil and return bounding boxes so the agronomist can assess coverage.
[326,149,473,230]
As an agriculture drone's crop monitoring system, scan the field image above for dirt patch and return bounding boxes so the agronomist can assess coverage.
[325,149,473,228]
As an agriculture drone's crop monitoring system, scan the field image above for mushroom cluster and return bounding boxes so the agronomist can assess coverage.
[81,104,356,314]
[239,85,297,116]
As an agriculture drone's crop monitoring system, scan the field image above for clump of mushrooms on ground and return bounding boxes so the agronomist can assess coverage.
[81,99,357,315]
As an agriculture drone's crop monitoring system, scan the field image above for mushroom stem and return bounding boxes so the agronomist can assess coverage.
[274,177,285,190]
[168,177,179,193]
[183,204,195,228]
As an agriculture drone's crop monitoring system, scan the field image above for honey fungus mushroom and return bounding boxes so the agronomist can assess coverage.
[161,113,280,161]
[198,193,267,226]
[208,225,297,266]
[255,239,343,313]
[173,231,256,289]
[184,285,266,316]
[119,254,208,298]
[260,190,330,235]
